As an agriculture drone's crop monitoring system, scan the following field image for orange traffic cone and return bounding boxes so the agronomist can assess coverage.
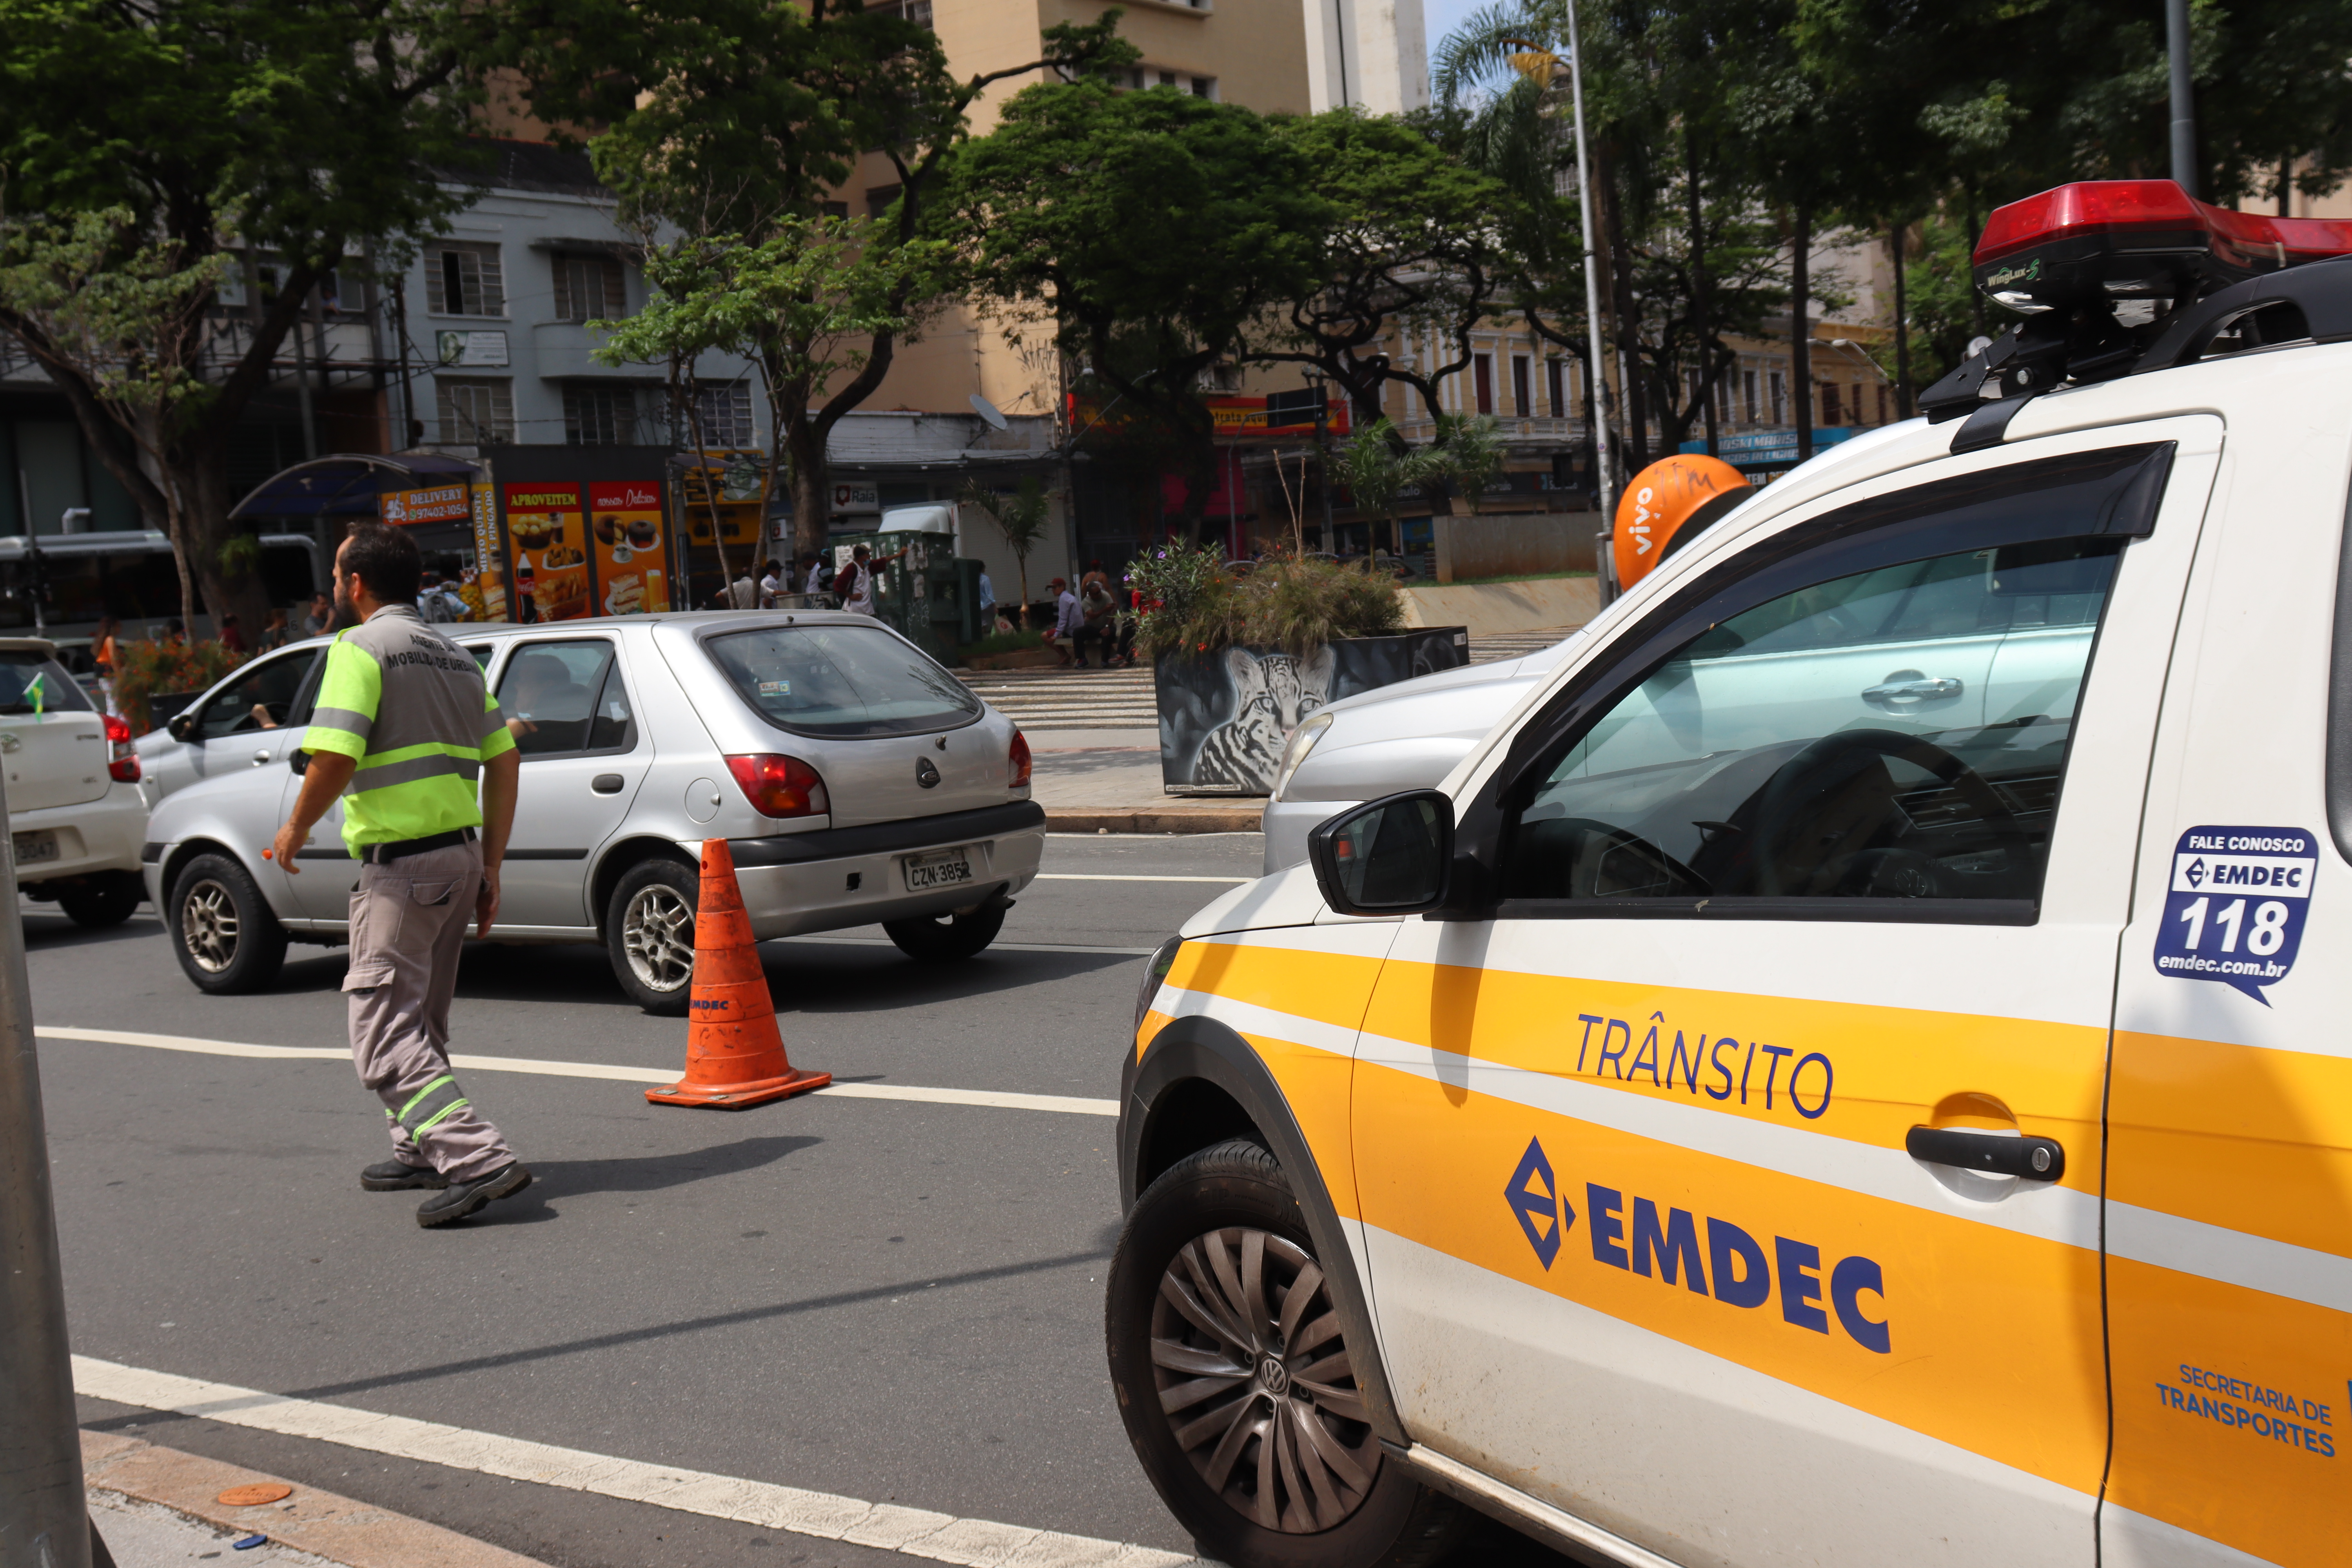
[646,838,831,1109]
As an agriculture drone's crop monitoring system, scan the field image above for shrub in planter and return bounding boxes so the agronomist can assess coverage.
[113,638,245,735]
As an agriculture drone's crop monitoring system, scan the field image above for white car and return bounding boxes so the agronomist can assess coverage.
[0,638,147,926]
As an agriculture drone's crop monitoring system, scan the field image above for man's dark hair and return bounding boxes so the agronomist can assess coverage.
[766,558,782,572]
[342,522,422,604]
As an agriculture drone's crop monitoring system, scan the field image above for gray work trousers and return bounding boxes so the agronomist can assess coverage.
[345,839,514,1183]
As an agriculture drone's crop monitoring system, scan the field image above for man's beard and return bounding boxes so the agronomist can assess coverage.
[326,591,363,633]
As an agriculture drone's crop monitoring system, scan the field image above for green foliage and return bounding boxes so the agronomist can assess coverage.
[958,475,1053,618]
[1338,419,1437,523]
[1902,213,1985,391]
[1423,414,1508,515]
[113,636,244,736]
[1127,548,1404,661]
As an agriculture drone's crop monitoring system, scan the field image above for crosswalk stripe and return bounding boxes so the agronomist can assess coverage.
[35,1027,1120,1116]
[71,1356,1200,1568]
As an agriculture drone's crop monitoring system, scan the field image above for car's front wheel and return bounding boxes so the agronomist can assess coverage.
[882,898,1006,962]
[607,858,698,1015]
[168,854,288,993]
[1106,1138,1465,1568]
[58,871,143,929]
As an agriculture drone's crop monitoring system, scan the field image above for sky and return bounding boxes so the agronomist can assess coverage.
[1423,0,1484,65]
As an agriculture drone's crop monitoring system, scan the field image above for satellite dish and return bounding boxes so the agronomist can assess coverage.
[969,393,1010,431]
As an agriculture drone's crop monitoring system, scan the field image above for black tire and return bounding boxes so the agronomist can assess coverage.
[1106,1138,1466,1568]
[58,871,143,929]
[168,853,287,993]
[882,898,1007,961]
[606,857,699,1015]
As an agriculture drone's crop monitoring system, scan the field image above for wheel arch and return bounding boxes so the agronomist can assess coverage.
[1121,1013,1406,1444]
[159,837,258,906]
[589,836,696,936]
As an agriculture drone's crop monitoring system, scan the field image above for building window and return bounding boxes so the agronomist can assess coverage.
[821,201,849,220]
[1743,369,1759,424]
[424,243,504,318]
[552,253,626,323]
[1822,381,1841,426]
[689,383,756,448]
[1768,370,1786,425]
[1473,354,1494,415]
[1546,359,1565,417]
[563,383,636,446]
[1510,355,1531,417]
[871,0,932,24]
[866,185,902,221]
[1191,77,1215,98]
[436,377,513,443]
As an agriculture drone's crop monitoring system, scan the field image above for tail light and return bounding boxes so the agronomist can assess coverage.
[103,714,139,783]
[1008,729,1032,789]
[725,753,829,818]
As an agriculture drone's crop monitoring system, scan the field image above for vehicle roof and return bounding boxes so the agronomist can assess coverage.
[0,637,59,654]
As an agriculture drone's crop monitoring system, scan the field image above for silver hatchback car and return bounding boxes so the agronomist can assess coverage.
[139,611,1043,1011]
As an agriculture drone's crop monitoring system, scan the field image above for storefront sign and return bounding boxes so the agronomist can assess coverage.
[503,483,592,622]
[470,480,507,621]
[682,451,768,546]
[587,481,669,614]
[437,330,510,368]
[379,483,471,526]
[831,483,880,513]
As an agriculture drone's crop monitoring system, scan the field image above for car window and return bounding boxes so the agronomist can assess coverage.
[198,649,320,740]
[497,640,631,757]
[705,623,980,739]
[0,650,92,714]
[1503,537,2123,906]
[463,644,493,669]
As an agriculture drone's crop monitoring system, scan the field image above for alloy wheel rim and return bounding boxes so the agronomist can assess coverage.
[622,885,695,992]
[181,880,238,973]
[1150,1226,1379,1534]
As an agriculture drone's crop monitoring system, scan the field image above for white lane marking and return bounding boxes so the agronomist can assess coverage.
[72,1356,1198,1568]
[1033,874,1249,884]
[780,935,1160,957]
[36,1028,1119,1117]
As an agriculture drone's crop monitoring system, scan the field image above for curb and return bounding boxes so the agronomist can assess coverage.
[83,1431,553,1568]
[1046,807,1263,834]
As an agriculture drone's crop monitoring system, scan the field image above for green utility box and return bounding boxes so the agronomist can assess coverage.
[831,509,981,665]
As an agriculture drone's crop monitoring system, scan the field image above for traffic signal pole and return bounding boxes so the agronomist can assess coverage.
[0,764,94,1568]
[2166,0,2199,199]
[1563,0,1618,601]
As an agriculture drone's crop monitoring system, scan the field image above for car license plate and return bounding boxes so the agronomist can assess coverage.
[11,830,57,866]
[903,846,973,892]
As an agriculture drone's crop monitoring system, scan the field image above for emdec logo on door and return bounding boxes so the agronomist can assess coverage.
[2152,825,2317,1004]
[1505,1135,1891,1353]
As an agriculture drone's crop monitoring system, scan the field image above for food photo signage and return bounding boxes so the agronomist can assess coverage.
[588,481,669,615]
[502,483,593,622]
[379,483,472,526]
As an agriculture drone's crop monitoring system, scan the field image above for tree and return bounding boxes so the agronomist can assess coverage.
[1255,111,1516,437]
[1338,417,1439,554]
[1421,412,1506,515]
[509,0,1135,557]
[945,83,1326,535]
[594,218,951,586]
[958,475,1051,625]
[0,209,232,632]
[0,0,491,632]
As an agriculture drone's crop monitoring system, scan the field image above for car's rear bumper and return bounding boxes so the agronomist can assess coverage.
[13,783,148,886]
[1260,797,1356,876]
[730,800,1047,939]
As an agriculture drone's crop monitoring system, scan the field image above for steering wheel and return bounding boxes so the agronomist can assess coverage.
[1750,727,2030,897]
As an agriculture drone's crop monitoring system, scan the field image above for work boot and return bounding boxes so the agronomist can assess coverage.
[360,1158,448,1192]
[415,1162,533,1228]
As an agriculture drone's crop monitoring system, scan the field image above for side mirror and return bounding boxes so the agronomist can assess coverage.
[288,749,311,776]
[1307,789,1454,917]
[167,712,198,742]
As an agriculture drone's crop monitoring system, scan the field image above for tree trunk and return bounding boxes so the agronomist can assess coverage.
[1600,151,1647,472]
[1793,205,1814,465]
[786,414,831,566]
[1890,222,1913,418]
[1687,131,1716,458]
[178,441,270,642]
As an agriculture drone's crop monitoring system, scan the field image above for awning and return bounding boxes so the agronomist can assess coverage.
[229,452,483,521]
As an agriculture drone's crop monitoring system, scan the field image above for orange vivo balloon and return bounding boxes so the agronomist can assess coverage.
[1612,455,1752,589]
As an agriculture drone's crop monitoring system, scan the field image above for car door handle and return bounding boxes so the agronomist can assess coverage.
[252,749,273,764]
[1862,676,1965,704]
[1906,1125,2064,1181]
[591,773,625,794]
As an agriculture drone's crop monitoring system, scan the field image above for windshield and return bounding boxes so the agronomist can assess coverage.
[0,650,92,715]
[705,624,980,739]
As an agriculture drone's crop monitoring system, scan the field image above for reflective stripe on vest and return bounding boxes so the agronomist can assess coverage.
[394,1075,470,1138]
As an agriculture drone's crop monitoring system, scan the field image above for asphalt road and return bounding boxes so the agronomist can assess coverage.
[37,831,1571,1568]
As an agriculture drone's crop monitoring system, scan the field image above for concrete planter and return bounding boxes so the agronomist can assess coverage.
[1155,627,1469,796]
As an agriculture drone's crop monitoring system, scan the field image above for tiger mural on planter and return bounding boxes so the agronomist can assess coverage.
[1187,646,1335,793]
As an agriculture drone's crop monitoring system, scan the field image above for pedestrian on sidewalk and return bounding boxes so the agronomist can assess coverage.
[842,541,906,616]
[1047,576,1083,666]
[272,522,530,1229]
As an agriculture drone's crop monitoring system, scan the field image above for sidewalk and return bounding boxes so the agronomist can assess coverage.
[1026,729,1263,834]
[84,1432,550,1568]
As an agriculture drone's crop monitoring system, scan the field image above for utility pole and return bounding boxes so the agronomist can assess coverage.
[1561,1,1617,594]
[0,760,97,1568]
[2167,0,2199,199]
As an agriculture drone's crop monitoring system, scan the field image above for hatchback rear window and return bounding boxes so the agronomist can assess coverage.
[0,650,91,714]
[706,624,979,738]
